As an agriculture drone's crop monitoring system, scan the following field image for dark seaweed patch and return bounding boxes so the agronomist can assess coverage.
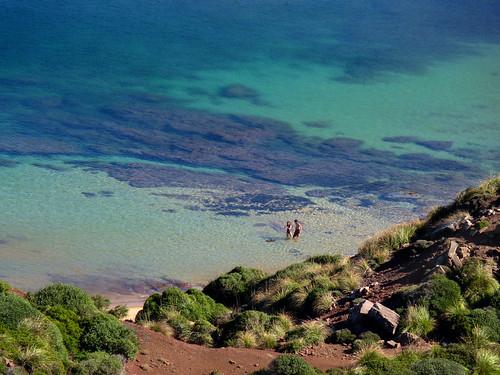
[32,163,67,171]
[0,158,19,168]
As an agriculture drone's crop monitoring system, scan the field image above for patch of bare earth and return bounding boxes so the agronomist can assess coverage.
[124,323,356,375]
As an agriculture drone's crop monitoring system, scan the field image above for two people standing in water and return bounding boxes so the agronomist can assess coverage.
[286,219,302,239]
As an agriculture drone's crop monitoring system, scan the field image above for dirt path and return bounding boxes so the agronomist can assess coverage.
[124,323,356,375]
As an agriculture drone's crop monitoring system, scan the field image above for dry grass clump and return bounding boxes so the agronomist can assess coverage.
[250,255,361,317]
[358,221,421,265]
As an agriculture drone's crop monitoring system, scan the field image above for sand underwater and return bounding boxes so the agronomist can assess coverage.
[0,0,499,300]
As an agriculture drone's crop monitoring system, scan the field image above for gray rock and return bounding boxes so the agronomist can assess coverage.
[349,300,374,324]
[385,340,401,349]
[447,240,463,268]
[367,303,400,336]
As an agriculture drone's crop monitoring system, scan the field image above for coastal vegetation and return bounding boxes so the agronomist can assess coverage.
[0,284,137,374]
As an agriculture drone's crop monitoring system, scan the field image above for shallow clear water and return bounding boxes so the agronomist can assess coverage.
[0,0,499,298]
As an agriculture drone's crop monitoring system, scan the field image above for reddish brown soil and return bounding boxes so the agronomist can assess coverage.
[125,323,357,375]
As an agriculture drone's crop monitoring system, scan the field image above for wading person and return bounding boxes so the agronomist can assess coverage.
[285,221,292,239]
[293,219,302,239]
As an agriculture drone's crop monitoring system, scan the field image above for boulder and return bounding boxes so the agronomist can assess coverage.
[367,303,400,336]
[349,300,374,324]
[446,240,467,268]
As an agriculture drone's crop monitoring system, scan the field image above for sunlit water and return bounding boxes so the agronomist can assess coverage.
[0,0,499,299]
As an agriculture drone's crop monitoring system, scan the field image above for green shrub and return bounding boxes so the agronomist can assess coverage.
[73,351,123,375]
[44,306,82,355]
[91,295,111,311]
[0,293,40,330]
[331,329,356,345]
[411,358,468,375]
[188,319,216,346]
[284,321,327,353]
[477,220,491,230]
[402,305,435,338]
[80,313,138,359]
[203,266,266,306]
[446,308,500,342]
[425,275,464,316]
[0,280,11,294]
[0,316,68,374]
[359,350,415,375]
[271,354,318,375]
[137,287,229,325]
[458,259,499,306]
[108,305,128,319]
[30,284,97,316]
[430,343,476,369]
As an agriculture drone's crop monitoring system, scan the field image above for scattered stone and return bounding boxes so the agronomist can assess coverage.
[228,360,236,365]
[385,340,401,349]
[139,364,151,371]
[367,303,400,336]
[358,286,370,296]
[140,350,150,356]
[447,240,463,268]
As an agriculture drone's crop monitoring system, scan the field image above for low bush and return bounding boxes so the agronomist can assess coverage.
[91,295,111,311]
[73,351,123,375]
[284,321,327,353]
[271,354,319,375]
[0,316,68,374]
[445,307,500,342]
[358,222,420,265]
[358,350,415,375]
[424,275,464,316]
[411,358,468,375]
[80,313,138,359]
[402,305,435,338]
[203,266,266,307]
[331,329,356,345]
[44,305,82,355]
[136,287,229,325]
[430,343,476,369]
[0,280,11,294]
[30,284,97,316]
[0,293,40,330]
[108,305,128,319]
[457,259,499,306]
[188,319,217,346]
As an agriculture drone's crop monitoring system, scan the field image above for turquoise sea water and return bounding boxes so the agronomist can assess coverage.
[0,1,499,299]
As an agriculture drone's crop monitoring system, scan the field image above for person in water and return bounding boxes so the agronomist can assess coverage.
[292,219,302,239]
[285,221,292,239]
